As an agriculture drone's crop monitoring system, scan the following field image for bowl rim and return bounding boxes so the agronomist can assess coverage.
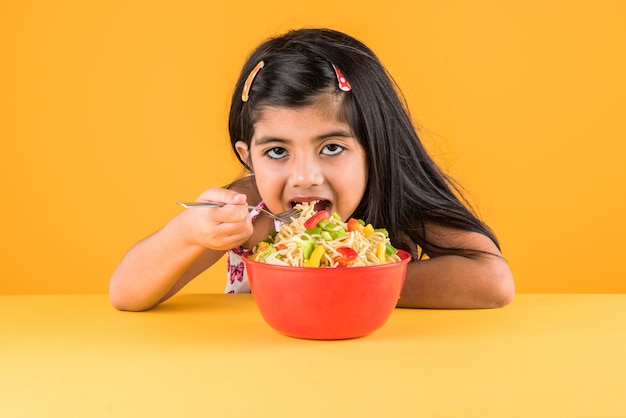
[242,249,412,271]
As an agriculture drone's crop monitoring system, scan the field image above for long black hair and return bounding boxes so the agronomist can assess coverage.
[228,28,500,258]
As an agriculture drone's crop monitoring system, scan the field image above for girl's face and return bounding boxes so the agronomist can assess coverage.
[235,94,368,221]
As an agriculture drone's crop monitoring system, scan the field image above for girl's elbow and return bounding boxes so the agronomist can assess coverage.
[109,280,155,312]
[488,263,515,308]
[109,288,137,312]
[110,293,156,312]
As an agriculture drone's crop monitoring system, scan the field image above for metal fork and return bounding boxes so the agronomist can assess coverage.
[176,201,301,223]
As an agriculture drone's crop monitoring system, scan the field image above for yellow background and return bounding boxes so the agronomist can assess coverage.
[1,0,625,295]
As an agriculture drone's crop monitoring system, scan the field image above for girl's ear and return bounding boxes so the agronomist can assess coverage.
[235,141,252,170]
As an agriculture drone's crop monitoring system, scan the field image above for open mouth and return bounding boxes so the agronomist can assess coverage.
[290,199,331,213]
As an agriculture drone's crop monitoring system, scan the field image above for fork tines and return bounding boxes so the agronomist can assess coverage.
[274,208,301,222]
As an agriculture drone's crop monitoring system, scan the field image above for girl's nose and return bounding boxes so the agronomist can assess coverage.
[288,158,324,188]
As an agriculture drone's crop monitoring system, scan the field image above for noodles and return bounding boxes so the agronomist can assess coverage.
[249,203,401,267]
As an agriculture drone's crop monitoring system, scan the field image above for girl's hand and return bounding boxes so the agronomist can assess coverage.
[179,188,254,251]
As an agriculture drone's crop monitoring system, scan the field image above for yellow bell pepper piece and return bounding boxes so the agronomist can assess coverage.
[363,224,375,234]
[304,245,326,267]
[376,241,387,263]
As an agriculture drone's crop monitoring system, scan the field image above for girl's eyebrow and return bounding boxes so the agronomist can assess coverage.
[319,130,353,140]
[254,130,354,146]
[254,136,288,146]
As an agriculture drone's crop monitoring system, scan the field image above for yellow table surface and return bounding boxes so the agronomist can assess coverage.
[1,293,625,418]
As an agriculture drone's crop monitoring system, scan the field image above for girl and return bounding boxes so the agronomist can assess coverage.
[110,28,514,311]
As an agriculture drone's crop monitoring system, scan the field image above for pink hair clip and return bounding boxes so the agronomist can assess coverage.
[332,64,351,92]
[242,60,265,102]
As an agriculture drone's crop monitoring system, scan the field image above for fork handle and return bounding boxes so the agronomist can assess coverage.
[176,201,256,210]
[177,201,222,208]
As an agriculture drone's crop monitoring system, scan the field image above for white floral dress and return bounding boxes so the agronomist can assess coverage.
[224,201,278,294]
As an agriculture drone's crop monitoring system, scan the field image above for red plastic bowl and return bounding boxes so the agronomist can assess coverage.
[243,249,411,340]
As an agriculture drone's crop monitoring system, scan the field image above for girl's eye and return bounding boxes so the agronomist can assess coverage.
[266,147,288,159]
[322,143,344,156]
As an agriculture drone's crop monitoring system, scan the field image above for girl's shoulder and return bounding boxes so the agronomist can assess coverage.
[227,174,261,205]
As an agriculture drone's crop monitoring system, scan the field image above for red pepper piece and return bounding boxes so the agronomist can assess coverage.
[347,218,363,232]
[335,246,358,267]
[303,210,330,229]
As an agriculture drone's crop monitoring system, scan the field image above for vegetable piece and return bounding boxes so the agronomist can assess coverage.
[305,227,322,235]
[328,228,346,239]
[335,246,358,267]
[293,234,315,259]
[304,210,330,229]
[363,224,375,234]
[376,241,386,262]
[258,244,277,262]
[317,219,331,229]
[337,247,358,258]
[385,243,398,256]
[321,223,343,233]
[304,245,326,267]
[347,218,363,232]
[256,241,270,251]
[321,231,333,241]
[374,228,389,237]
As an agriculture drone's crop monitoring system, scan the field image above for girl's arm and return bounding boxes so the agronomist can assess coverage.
[396,225,515,309]
[109,188,254,312]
